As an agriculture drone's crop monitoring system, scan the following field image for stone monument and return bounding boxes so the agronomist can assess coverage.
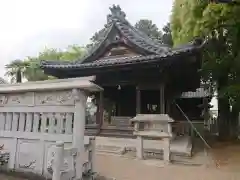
[130,114,174,163]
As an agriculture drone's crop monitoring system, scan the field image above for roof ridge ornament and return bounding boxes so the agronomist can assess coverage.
[107,5,126,23]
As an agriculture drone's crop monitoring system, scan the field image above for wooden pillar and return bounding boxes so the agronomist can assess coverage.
[136,86,141,114]
[95,92,100,125]
[160,83,165,114]
[166,99,170,114]
[99,91,104,127]
[117,88,121,116]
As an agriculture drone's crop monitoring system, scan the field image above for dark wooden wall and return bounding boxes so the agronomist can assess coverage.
[103,85,136,117]
[169,98,204,121]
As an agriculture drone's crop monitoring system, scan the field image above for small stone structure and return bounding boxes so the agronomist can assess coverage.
[0,76,102,179]
[131,114,174,163]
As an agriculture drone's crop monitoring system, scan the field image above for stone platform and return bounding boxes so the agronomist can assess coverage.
[96,135,192,157]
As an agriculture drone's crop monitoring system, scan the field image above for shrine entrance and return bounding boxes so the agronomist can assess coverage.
[141,90,160,114]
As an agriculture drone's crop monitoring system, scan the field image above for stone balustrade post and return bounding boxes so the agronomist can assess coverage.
[89,137,96,174]
[72,88,87,179]
[52,141,64,180]
[163,138,170,163]
[136,136,143,159]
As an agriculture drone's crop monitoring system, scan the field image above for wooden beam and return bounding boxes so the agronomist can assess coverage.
[136,86,141,114]
[95,93,100,125]
[99,91,104,128]
[160,83,165,114]
[138,84,164,90]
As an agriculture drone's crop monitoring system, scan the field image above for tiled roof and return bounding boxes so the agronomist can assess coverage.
[114,20,171,54]
[40,5,205,71]
[41,43,199,70]
[78,5,171,64]
[181,88,211,98]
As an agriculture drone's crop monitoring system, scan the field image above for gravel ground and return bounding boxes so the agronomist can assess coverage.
[96,154,240,180]
[0,174,26,180]
[2,142,240,180]
[96,142,240,180]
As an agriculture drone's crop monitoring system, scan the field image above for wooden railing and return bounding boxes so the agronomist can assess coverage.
[171,121,204,137]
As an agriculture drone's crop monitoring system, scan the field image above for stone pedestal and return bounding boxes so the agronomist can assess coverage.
[136,136,143,159]
[131,114,174,163]
[163,138,170,163]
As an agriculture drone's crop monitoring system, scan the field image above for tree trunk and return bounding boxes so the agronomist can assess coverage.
[218,97,230,140]
[217,78,231,141]
[16,69,22,83]
[230,105,239,140]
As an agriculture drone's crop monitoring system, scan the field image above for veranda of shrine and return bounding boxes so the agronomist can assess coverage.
[41,5,212,155]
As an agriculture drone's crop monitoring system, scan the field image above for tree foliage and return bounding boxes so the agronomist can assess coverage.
[5,59,29,83]
[5,45,86,82]
[162,23,173,46]
[171,0,240,139]
[134,19,163,42]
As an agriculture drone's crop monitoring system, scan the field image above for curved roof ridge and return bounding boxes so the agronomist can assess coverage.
[127,21,170,48]
[75,5,173,64]
[115,21,171,54]
[75,22,114,64]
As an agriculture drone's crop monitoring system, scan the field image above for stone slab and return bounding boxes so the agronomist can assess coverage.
[96,136,192,156]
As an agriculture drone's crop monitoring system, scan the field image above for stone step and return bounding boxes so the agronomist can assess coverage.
[96,146,204,166]
[96,144,192,158]
[96,145,126,155]
[99,130,134,138]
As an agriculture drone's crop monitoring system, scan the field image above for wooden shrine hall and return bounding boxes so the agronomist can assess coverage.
[41,5,208,138]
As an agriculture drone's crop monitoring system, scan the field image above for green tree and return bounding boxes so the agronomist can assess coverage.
[134,19,163,42]
[5,59,29,83]
[162,23,173,46]
[171,0,240,139]
[5,45,86,82]
[88,16,173,48]
[60,45,86,60]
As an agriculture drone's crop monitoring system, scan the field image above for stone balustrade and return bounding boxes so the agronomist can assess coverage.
[0,77,102,180]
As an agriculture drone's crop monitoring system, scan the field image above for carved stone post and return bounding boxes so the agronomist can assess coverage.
[134,121,143,159]
[72,88,87,180]
[163,138,170,163]
[52,141,64,180]
[136,136,143,159]
[89,137,96,174]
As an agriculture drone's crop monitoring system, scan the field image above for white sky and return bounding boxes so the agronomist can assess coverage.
[0,0,217,108]
[0,0,173,78]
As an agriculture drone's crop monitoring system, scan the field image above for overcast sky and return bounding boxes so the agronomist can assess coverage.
[0,0,173,78]
[0,0,218,109]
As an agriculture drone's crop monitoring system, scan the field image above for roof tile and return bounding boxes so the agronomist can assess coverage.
[41,5,205,71]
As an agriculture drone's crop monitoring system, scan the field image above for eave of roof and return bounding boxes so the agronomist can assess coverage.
[40,5,206,73]
[181,88,211,98]
[41,43,201,70]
